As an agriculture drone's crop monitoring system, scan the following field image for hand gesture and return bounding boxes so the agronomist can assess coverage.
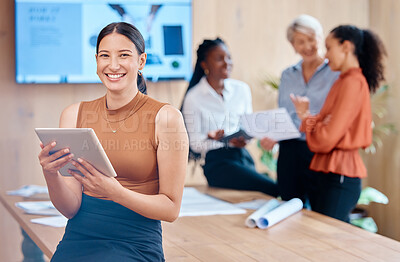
[229,137,247,148]
[208,129,225,140]
[38,142,74,176]
[68,158,123,199]
[260,137,277,151]
[290,93,310,120]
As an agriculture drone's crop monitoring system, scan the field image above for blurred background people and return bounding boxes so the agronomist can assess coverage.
[291,24,386,222]
[261,14,339,204]
[182,38,278,196]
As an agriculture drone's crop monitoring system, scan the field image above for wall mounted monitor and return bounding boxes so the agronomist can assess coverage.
[15,0,192,83]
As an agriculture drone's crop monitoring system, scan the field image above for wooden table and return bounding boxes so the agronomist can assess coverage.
[2,187,400,261]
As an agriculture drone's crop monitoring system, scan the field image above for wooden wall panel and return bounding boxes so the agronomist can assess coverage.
[365,0,400,241]
[3,0,399,261]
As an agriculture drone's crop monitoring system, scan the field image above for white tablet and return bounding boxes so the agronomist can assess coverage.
[35,128,117,177]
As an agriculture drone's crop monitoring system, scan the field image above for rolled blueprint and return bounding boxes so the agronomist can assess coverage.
[256,198,303,229]
[245,199,280,228]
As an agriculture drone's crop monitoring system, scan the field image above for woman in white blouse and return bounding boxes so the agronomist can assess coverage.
[182,38,278,196]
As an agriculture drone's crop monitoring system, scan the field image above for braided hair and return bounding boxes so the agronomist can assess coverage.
[181,38,226,159]
[186,38,226,93]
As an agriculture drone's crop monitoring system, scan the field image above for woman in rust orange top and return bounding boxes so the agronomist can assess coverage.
[37,22,188,261]
[291,25,386,222]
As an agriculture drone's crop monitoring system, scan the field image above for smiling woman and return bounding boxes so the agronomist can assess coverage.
[96,22,148,97]
[259,15,339,207]
[37,22,188,262]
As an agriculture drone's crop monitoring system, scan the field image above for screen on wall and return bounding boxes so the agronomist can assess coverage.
[15,0,192,84]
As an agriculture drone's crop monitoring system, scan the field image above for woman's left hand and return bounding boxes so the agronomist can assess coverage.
[290,93,310,121]
[68,158,124,199]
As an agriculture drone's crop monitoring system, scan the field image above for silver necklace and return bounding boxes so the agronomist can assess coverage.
[103,95,141,133]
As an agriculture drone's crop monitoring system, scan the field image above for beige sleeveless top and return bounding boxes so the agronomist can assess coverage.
[76,91,167,199]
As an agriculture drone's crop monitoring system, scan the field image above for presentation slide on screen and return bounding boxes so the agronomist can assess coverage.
[16,0,192,83]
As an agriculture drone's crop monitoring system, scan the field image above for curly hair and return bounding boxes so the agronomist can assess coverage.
[331,25,387,93]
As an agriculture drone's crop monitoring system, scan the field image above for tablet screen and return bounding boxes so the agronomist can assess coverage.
[35,128,117,177]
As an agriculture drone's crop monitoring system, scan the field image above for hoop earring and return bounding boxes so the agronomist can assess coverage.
[138,71,142,76]
[204,69,209,75]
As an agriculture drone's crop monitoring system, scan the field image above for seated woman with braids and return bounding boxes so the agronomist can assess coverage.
[181,38,278,196]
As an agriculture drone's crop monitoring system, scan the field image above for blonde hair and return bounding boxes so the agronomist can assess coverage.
[287,14,323,43]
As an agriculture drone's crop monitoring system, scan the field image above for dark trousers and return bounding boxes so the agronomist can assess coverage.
[277,139,361,222]
[308,172,361,222]
[203,147,278,197]
[277,140,316,203]
[21,228,44,262]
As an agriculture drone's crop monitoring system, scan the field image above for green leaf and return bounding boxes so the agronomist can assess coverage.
[262,74,280,90]
[364,84,397,154]
[257,140,277,172]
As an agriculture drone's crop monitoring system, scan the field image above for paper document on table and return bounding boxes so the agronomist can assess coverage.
[16,201,54,211]
[31,216,68,227]
[234,199,271,210]
[16,201,61,216]
[239,108,301,141]
[7,185,48,197]
[179,187,246,217]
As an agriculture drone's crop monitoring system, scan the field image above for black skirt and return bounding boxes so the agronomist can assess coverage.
[51,193,164,262]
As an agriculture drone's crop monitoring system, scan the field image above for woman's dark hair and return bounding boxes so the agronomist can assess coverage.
[330,25,386,93]
[186,38,226,93]
[96,22,147,94]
